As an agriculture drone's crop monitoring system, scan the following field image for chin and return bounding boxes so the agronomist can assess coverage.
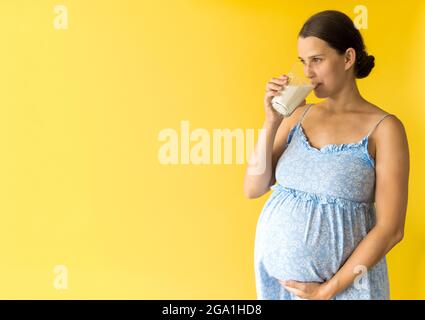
[314,91,328,99]
[313,85,330,99]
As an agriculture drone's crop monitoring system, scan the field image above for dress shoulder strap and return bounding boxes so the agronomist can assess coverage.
[298,104,314,125]
[366,113,394,138]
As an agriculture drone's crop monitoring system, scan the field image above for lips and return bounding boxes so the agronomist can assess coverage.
[313,83,321,89]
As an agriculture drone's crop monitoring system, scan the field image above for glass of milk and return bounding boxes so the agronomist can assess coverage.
[271,61,314,117]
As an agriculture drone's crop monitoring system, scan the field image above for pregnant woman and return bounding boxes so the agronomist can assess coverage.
[244,10,410,300]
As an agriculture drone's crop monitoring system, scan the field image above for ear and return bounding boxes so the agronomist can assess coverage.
[344,48,356,71]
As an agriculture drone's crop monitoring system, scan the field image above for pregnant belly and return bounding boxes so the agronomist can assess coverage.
[256,203,347,283]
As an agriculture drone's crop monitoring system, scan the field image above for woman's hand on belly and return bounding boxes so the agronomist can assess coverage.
[277,279,335,300]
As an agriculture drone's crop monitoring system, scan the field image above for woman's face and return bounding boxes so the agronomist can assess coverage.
[297,36,354,99]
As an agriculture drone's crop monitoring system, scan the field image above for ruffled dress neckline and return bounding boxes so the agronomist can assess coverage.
[297,123,369,153]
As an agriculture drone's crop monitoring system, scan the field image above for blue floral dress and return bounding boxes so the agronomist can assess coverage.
[254,104,393,300]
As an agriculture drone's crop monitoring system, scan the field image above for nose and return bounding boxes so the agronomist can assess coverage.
[304,63,315,79]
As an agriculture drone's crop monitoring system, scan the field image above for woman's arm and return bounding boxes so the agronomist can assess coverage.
[322,115,410,299]
[244,105,307,199]
[244,75,308,199]
[243,119,282,198]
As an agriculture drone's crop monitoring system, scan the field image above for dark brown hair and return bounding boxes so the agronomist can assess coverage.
[298,10,374,79]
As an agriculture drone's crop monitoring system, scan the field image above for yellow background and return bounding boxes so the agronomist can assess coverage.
[0,0,423,299]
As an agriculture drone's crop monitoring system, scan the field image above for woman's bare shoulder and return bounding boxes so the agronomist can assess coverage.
[365,103,407,147]
[363,102,391,116]
[273,103,311,150]
[285,103,312,127]
[364,102,402,126]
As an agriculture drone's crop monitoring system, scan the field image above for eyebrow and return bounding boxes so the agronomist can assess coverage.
[298,54,325,60]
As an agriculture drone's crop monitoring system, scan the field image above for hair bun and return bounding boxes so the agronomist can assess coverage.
[355,52,375,79]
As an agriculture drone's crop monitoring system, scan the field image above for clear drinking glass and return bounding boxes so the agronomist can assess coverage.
[271,61,314,117]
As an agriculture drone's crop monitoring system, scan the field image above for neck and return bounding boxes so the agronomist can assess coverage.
[324,80,366,114]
